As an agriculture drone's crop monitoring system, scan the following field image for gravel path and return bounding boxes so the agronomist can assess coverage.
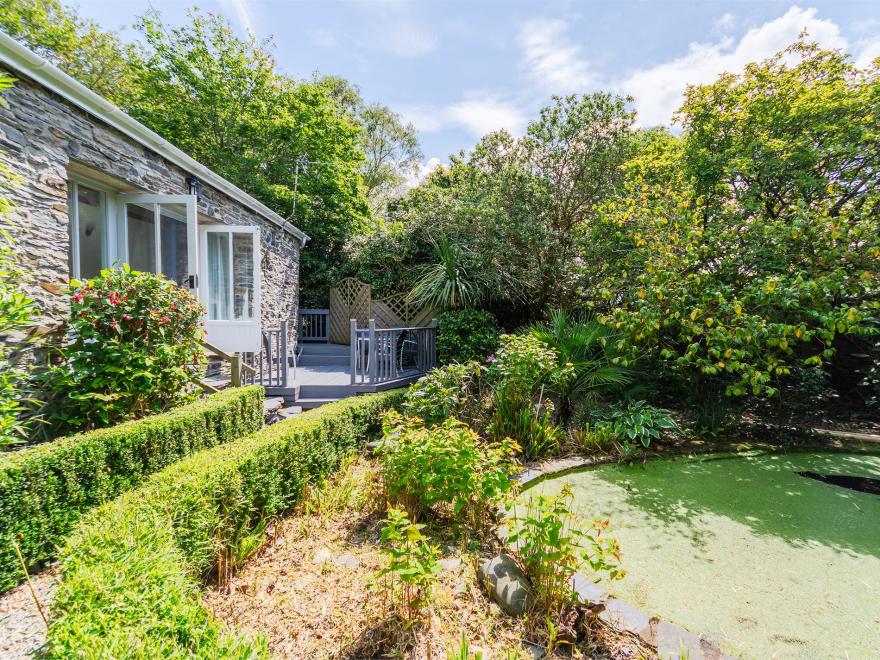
[0,566,57,658]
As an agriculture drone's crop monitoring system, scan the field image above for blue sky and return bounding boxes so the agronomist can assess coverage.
[73,1,880,176]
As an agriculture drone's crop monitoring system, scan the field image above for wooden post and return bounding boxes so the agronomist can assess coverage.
[368,319,377,384]
[280,321,289,388]
[430,318,438,368]
[350,319,357,385]
[231,354,241,388]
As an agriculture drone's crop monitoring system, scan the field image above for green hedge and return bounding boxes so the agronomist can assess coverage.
[0,386,265,593]
[47,389,404,658]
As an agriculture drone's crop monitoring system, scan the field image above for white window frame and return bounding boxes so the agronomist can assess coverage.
[117,194,198,289]
[198,225,261,324]
[68,175,117,280]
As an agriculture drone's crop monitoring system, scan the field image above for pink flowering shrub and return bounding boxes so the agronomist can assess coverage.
[38,265,206,436]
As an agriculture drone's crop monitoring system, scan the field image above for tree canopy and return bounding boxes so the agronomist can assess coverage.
[1,2,424,304]
[586,41,880,398]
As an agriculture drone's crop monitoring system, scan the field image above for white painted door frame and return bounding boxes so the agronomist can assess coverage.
[198,224,262,352]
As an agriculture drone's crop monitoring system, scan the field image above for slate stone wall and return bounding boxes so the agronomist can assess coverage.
[0,68,300,337]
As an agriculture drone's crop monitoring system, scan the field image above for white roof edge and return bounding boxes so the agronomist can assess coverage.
[0,32,309,245]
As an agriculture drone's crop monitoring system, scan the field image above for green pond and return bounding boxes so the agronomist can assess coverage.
[518,450,880,659]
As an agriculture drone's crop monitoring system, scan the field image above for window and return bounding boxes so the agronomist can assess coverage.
[201,226,259,322]
[123,200,192,288]
[68,180,108,279]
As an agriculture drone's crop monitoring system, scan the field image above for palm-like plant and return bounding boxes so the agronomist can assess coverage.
[527,309,632,423]
[408,234,484,310]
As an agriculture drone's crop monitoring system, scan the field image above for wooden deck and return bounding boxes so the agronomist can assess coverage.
[263,343,422,408]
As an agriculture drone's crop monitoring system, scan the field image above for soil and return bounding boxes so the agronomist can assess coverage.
[205,456,650,659]
[0,565,57,658]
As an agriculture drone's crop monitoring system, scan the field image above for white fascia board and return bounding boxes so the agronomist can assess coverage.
[0,31,309,246]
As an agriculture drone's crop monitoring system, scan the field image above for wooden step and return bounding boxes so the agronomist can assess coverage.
[298,354,349,366]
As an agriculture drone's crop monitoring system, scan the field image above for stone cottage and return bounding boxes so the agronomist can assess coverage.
[0,32,308,353]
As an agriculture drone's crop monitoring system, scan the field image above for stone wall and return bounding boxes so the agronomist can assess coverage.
[0,68,300,337]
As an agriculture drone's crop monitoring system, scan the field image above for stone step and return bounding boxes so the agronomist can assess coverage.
[297,354,349,367]
[278,405,302,418]
[263,397,285,414]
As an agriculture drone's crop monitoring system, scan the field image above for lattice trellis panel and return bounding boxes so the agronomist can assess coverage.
[372,293,436,328]
[328,277,371,344]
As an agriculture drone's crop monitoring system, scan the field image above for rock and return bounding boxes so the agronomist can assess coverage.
[438,557,462,571]
[311,548,334,565]
[477,553,533,616]
[523,642,546,660]
[333,553,359,569]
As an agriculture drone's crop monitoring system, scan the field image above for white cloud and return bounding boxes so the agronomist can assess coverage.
[619,6,848,127]
[519,18,594,94]
[855,36,880,68]
[714,12,736,35]
[404,157,444,189]
[220,0,255,35]
[400,93,528,139]
[446,96,528,136]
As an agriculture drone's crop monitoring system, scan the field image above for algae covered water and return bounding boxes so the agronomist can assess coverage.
[520,450,880,658]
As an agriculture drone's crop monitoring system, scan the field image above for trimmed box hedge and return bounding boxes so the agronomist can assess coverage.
[47,389,404,658]
[0,386,265,593]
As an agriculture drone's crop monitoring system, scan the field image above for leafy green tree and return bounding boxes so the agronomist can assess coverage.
[588,41,880,399]
[353,93,636,322]
[130,11,370,305]
[359,103,422,213]
[0,0,139,100]
[317,75,422,216]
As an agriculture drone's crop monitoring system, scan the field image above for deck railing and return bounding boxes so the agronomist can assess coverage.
[245,321,289,389]
[299,308,330,342]
[350,318,438,385]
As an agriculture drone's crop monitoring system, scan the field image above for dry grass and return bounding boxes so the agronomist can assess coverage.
[204,455,651,659]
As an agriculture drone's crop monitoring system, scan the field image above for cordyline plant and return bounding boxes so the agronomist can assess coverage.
[33,265,206,437]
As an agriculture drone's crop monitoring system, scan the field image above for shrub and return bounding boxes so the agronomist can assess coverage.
[589,43,880,401]
[403,361,485,426]
[592,400,679,450]
[509,485,623,613]
[46,389,403,657]
[379,411,518,528]
[437,309,499,364]
[0,230,36,451]
[34,266,206,437]
[527,310,632,423]
[487,334,570,459]
[0,385,264,594]
[373,507,441,623]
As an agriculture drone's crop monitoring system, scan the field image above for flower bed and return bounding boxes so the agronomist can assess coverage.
[0,386,265,593]
[46,390,403,657]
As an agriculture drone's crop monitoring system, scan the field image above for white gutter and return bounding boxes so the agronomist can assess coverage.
[0,32,309,246]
